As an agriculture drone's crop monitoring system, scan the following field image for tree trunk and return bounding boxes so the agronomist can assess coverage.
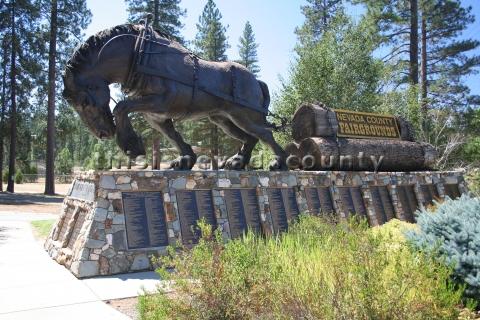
[421,11,428,131]
[153,0,159,29]
[7,0,16,193]
[409,0,419,85]
[0,42,8,192]
[298,137,437,171]
[152,136,160,169]
[45,0,57,195]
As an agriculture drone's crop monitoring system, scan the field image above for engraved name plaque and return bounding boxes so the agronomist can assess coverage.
[305,187,335,215]
[69,180,95,202]
[396,185,418,223]
[176,190,217,245]
[267,188,300,233]
[369,186,395,224]
[224,189,262,239]
[122,191,169,250]
[337,187,367,217]
[420,184,440,207]
[443,184,461,200]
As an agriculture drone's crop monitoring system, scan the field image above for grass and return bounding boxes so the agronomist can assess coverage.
[139,216,472,320]
[30,219,55,240]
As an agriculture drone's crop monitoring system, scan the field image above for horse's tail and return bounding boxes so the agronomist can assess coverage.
[258,80,270,110]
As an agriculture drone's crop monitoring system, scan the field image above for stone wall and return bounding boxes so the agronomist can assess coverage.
[45,170,467,278]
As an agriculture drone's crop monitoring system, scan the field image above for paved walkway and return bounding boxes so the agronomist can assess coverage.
[0,212,160,320]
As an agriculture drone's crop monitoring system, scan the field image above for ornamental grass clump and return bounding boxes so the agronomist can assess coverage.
[140,216,467,320]
[407,194,480,300]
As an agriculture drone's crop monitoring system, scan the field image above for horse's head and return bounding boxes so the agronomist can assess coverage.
[62,67,116,140]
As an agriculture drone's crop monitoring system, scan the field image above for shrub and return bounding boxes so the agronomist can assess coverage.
[465,168,480,197]
[56,147,73,174]
[407,195,480,300]
[14,170,23,184]
[140,216,466,320]
[2,170,8,183]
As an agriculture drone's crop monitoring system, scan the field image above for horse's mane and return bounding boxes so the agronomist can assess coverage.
[66,23,181,73]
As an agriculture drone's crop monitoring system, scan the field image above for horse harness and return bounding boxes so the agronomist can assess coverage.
[122,25,268,115]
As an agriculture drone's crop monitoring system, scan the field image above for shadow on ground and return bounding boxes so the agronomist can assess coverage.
[0,192,64,205]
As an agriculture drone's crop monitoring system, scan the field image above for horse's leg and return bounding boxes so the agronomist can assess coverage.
[145,117,197,170]
[208,116,258,170]
[113,94,173,158]
[229,112,288,171]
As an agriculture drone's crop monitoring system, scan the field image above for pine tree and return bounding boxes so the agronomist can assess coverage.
[194,0,230,170]
[237,21,260,76]
[194,0,229,61]
[43,0,91,195]
[2,0,44,192]
[421,0,479,111]
[125,0,186,43]
[295,0,343,45]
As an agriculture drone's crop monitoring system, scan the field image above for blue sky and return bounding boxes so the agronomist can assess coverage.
[85,0,480,97]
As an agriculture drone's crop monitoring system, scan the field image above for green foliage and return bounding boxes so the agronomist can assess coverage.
[295,0,343,45]
[2,170,9,183]
[463,137,480,165]
[273,13,382,144]
[194,0,229,61]
[125,0,186,43]
[140,216,466,319]
[14,169,23,184]
[407,195,480,300]
[236,21,260,76]
[56,147,73,175]
[84,142,112,170]
[465,169,480,197]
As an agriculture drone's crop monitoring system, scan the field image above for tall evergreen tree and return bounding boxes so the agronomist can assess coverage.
[42,0,91,195]
[295,0,343,45]
[194,0,229,61]
[237,21,260,76]
[194,0,230,170]
[125,0,186,43]
[2,0,43,192]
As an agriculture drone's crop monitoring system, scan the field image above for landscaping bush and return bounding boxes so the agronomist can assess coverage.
[14,170,23,184]
[140,216,468,320]
[2,170,8,183]
[407,195,480,300]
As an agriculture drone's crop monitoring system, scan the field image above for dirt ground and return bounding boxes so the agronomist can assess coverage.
[105,297,139,320]
[0,183,70,214]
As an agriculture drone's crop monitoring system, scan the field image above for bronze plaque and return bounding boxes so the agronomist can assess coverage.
[369,186,395,224]
[224,189,262,239]
[122,191,169,249]
[396,185,418,222]
[338,187,367,217]
[420,184,440,207]
[305,187,335,215]
[69,180,95,202]
[334,109,400,140]
[176,190,217,245]
[443,184,461,200]
[267,188,300,233]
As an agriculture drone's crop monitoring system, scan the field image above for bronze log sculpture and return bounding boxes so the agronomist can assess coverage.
[62,24,287,170]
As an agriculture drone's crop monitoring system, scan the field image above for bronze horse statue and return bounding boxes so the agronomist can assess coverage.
[62,23,287,170]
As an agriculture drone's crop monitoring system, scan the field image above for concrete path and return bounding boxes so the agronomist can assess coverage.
[0,211,159,320]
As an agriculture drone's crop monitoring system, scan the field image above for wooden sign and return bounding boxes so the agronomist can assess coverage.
[305,187,335,215]
[224,189,262,239]
[176,190,217,245]
[267,188,300,234]
[337,187,367,218]
[396,185,418,222]
[334,109,400,140]
[122,191,169,250]
[369,186,395,224]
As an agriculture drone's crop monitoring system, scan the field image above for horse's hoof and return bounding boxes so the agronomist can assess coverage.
[269,157,288,171]
[170,155,195,170]
[223,155,246,170]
